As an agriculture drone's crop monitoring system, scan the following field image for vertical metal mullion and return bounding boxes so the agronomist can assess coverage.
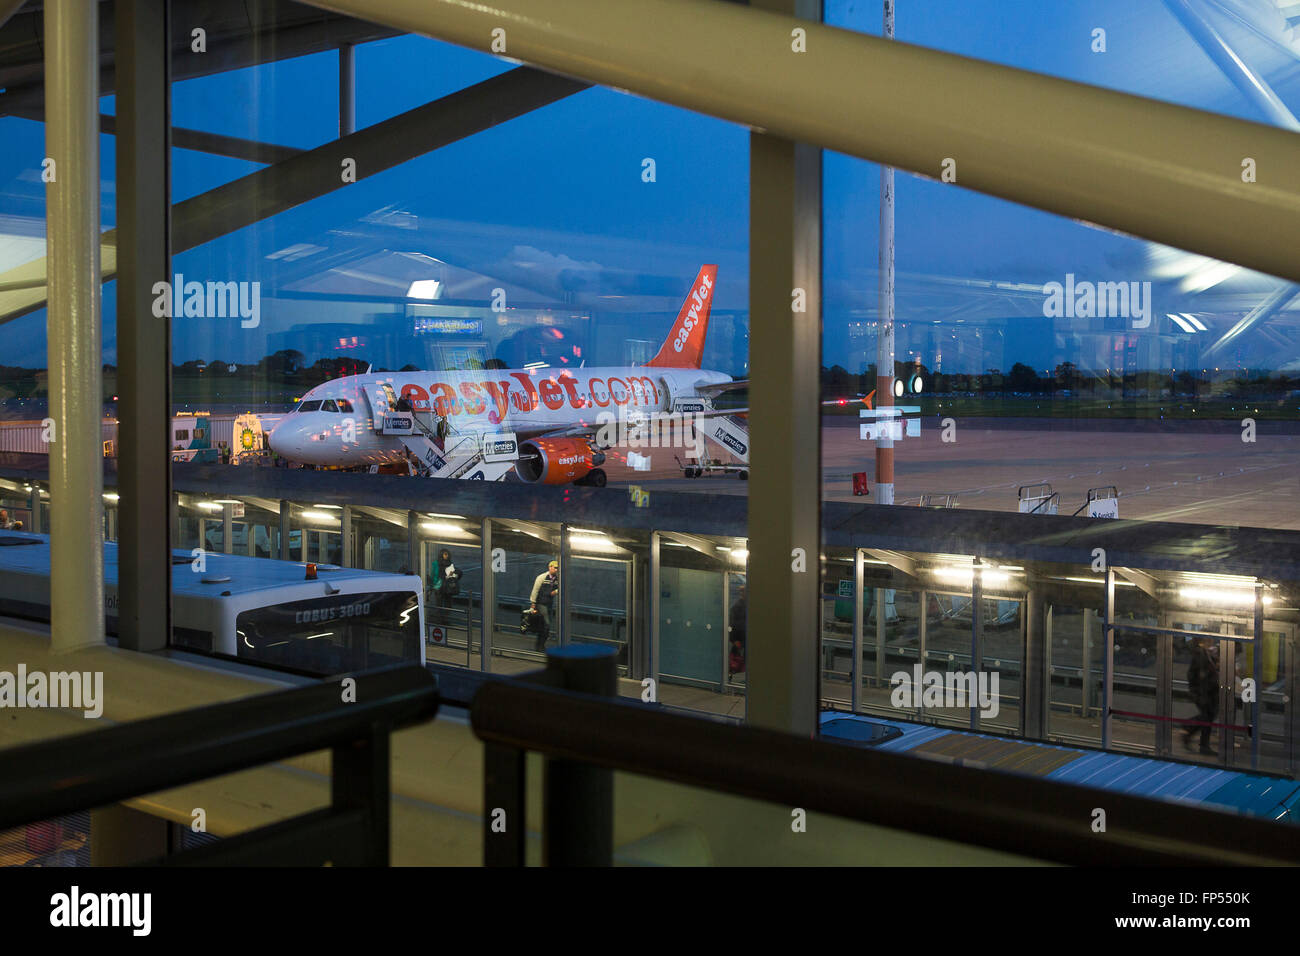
[745,0,821,735]
[875,587,885,691]
[852,549,863,712]
[917,586,927,719]
[1253,587,1264,770]
[480,518,493,671]
[721,567,730,691]
[649,531,661,693]
[279,499,291,560]
[970,559,982,730]
[116,0,172,653]
[46,0,104,653]
[340,503,352,567]
[406,510,419,577]
[558,523,570,646]
[1156,609,1172,757]
[1102,569,1115,750]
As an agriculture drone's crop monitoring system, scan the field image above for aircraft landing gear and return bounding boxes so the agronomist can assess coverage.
[575,468,607,487]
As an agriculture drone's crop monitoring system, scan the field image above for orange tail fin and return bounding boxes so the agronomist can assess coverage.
[645,265,718,369]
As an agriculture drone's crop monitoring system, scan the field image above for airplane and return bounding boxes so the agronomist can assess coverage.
[266,265,755,485]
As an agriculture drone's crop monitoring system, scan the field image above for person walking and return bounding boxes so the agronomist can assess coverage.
[1184,637,1220,755]
[529,560,560,652]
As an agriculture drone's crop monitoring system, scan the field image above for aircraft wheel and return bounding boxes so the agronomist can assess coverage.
[738,470,749,481]
[589,468,607,487]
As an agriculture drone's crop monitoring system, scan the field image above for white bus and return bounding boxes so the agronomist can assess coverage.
[0,532,425,675]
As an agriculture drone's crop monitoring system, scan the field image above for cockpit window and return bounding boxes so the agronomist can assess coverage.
[321,400,338,413]
[298,400,322,412]
[336,399,353,413]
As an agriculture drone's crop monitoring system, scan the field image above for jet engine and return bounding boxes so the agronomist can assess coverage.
[514,438,607,485]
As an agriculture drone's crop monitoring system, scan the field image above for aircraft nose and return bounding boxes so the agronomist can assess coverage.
[267,417,310,462]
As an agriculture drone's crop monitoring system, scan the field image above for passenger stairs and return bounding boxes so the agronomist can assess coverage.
[364,384,518,481]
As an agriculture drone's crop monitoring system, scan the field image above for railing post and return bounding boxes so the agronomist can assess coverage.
[331,727,390,866]
[543,645,617,866]
[483,744,526,866]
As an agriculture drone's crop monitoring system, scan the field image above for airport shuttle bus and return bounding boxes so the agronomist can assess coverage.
[0,532,425,675]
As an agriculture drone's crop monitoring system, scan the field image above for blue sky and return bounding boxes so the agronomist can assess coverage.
[1,0,1298,376]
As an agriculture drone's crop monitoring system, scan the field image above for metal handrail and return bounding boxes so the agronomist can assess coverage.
[471,659,1300,866]
[0,664,439,865]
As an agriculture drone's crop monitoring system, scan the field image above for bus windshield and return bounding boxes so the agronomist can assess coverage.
[235,590,420,674]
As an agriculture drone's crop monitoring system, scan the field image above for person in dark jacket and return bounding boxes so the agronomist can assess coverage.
[430,548,457,609]
[529,560,559,652]
[1184,637,1219,755]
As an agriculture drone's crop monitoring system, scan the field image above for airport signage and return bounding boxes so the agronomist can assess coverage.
[382,413,414,435]
[429,625,447,646]
[860,406,921,441]
[714,426,747,457]
[1087,497,1119,519]
[860,419,921,441]
[481,433,519,462]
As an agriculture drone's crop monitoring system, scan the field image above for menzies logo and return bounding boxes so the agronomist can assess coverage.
[714,425,746,457]
[674,272,713,352]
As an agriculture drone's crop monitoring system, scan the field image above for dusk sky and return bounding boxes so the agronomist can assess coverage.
[1,0,1297,375]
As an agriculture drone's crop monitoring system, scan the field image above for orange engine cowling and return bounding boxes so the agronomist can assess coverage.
[515,438,605,484]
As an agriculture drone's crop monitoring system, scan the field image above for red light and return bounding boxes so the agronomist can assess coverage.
[305,563,317,580]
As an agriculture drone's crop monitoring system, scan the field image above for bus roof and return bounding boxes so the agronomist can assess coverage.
[0,533,420,598]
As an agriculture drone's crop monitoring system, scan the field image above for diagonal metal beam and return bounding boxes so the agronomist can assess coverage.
[5,104,307,163]
[0,66,589,324]
[104,113,306,164]
[0,0,25,32]
[300,0,1300,284]
[170,66,587,254]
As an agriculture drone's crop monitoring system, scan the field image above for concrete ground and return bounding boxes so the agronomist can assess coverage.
[600,416,1300,529]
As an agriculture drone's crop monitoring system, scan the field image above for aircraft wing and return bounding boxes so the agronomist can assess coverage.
[694,379,748,396]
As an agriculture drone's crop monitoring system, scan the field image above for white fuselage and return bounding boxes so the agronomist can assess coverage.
[267,365,732,467]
